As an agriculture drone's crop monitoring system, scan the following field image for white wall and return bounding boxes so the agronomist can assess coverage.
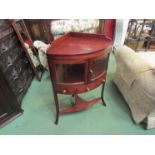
[113,19,129,46]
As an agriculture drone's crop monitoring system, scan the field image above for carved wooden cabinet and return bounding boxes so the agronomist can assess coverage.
[0,19,34,126]
[0,68,23,127]
[0,19,33,103]
[47,32,112,124]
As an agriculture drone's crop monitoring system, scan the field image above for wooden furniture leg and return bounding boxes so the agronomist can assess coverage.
[53,92,60,124]
[101,80,106,106]
[101,52,110,106]
[71,94,75,106]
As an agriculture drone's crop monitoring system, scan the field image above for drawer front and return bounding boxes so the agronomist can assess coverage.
[89,53,109,81]
[56,74,105,94]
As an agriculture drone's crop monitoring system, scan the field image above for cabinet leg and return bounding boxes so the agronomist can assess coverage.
[71,94,75,106]
[54,93,59,125]
[101,81,106,106]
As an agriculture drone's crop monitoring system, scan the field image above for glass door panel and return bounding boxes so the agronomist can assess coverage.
[89,54,108,81]
[55,63,85,83]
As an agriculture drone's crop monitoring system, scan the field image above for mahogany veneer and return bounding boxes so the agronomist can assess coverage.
[47,32,112,124]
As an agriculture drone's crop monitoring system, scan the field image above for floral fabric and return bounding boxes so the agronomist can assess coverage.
[50,19,99,39]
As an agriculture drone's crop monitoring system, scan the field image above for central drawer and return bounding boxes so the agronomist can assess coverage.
[56,73,105,94]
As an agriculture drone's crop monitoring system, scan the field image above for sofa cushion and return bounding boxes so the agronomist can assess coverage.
[138,52,155,68]
[113,71,155,123]
[113,46,155,125]
[114,46,153,87]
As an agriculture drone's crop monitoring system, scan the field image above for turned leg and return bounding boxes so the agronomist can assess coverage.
[101,80,106,106]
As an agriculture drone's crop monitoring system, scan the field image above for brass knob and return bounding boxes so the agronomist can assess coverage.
[89,69,93,74]
[63,90,66,94]
[86,87,90,91]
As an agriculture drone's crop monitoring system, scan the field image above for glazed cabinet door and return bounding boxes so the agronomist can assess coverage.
[55,63,86,84]
[89,53,109,81]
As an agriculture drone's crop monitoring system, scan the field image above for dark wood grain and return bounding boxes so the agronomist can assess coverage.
[0,67,23,127]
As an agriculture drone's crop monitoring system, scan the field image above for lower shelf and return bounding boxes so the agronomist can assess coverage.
[59,95,101,114]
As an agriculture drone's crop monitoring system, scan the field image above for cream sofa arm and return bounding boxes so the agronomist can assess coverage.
[114,45,153,86]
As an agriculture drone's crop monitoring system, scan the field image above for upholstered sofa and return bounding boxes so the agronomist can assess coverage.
[113,45,155,129]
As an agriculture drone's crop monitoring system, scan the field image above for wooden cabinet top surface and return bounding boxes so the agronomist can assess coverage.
[47,32,112,56]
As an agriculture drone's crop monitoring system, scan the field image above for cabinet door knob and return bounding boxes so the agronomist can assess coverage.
[63,90,66,94]
[102,79,105,83]
[89,69,93,73]
[86,87,90,91]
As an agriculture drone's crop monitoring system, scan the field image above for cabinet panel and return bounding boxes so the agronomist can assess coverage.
[3,58,32,100]
[0,19,34,105]
[0,46,24,72]
[89,53,109,81]
[0,67,22,127]
[55,63,85,83]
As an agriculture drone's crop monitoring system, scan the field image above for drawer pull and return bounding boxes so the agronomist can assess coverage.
[89,69,93,74]
[86,87,90,91]
[63,90,67,94]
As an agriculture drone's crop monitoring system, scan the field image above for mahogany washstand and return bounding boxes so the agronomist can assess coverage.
[47,32,112,124]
